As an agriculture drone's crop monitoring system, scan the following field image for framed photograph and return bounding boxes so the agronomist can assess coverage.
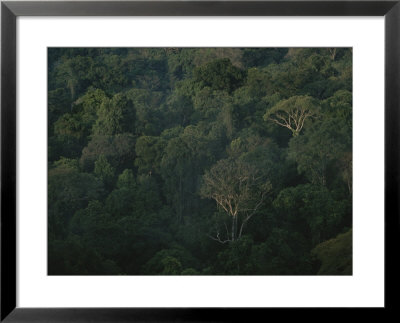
[1,0,398,320]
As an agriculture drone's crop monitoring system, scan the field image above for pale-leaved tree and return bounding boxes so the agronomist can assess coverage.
[200,158,271,243]
[264,95,320,136]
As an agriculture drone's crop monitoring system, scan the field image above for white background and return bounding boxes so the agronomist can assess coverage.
[17,17,384,307]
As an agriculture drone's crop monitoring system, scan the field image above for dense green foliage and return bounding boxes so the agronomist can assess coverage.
[48,48,352,275]
[311,229,352,275]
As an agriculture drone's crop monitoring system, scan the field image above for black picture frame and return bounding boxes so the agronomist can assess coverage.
[1,1,399,321]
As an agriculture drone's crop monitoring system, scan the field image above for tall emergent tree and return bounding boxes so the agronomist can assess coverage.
[263,95,320,136]
[200,158,271,243]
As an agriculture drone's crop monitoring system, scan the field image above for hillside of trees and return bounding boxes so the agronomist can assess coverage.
[48,48,352,275]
